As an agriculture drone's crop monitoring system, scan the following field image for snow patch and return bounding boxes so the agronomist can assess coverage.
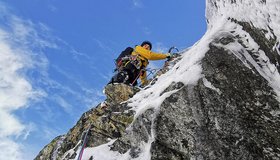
[52,136,65,160]
[214,117,221,130]
[206,0,280,40]
[80,139,153,160]
[217,21,280,101]
[203,78,222,94]
[62,140,82,159]
[80,140,128,160]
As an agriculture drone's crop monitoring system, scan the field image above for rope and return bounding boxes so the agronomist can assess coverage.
[131,69,143,86]
[146,68,160,78]
[130,68,160,86]
[77,126,91,160]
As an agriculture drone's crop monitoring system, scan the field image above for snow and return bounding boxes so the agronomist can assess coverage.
[73,139,154,160]
[206,0,280,38]
[203,78,221,94]
[214,117,221,130]
[52,136,65,160]
[62,140,81,159]
[206,0,280,101]
[79,140,129,160]
[65,0,280,159]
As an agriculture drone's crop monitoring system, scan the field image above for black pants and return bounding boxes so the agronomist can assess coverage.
[109,63,140,86]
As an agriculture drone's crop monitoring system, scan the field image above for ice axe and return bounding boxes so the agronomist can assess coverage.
[167,46,179,61]
[168,46,179,54]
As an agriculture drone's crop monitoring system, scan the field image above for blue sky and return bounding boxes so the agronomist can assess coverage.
[0,0,206,159]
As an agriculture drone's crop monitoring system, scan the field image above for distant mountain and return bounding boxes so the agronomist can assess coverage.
[35,0,280,159]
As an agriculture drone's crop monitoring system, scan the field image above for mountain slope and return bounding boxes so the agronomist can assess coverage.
[36,0,280,159]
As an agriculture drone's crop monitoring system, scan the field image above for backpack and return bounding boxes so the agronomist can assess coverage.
[115,47,134,71]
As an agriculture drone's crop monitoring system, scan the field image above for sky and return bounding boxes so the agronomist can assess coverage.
[0,0,206,159]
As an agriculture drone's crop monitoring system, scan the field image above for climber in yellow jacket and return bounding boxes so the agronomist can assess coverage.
[132,41,170,86]
[110,41,171,87]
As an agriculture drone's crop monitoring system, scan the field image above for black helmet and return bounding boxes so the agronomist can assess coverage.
[141,41,152,49]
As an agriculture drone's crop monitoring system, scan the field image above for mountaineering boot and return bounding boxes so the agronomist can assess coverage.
[109,71,130,85]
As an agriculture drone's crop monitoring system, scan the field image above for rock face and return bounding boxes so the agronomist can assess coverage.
[151,45,280,159]
[36,0,280,160]
[104,83,140,105]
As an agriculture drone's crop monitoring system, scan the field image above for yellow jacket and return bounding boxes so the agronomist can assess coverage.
[131,45,168,85]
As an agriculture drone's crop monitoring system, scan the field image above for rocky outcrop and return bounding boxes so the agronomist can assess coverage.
[35,99,135,159]
[104,83,140,105]
[35,136,65,160]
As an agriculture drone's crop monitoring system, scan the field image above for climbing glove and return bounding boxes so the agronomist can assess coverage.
[166,53,172,60]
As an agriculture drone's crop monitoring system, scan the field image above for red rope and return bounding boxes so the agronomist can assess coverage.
[78,127,91,160]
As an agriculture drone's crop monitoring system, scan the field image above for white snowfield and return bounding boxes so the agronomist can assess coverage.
[68,0,280,159]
